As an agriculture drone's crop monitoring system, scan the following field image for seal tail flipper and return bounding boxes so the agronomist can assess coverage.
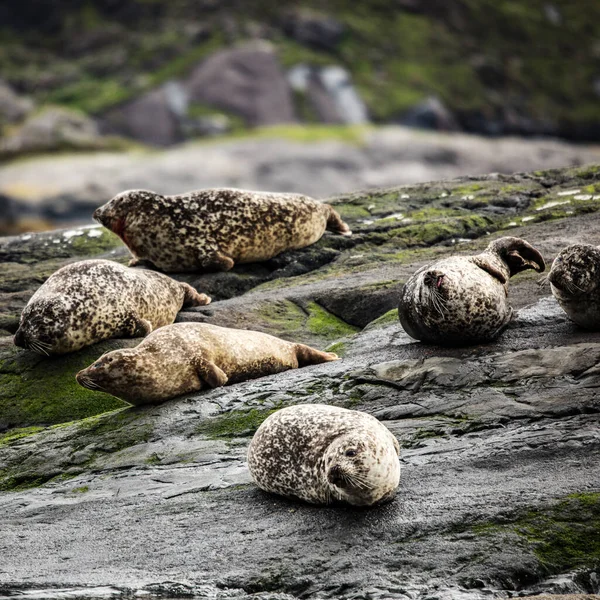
[193,356,228,388]
[487,237,545,276]
[181,282,211,307]
[324,204,352,237]
[294,343,340,366]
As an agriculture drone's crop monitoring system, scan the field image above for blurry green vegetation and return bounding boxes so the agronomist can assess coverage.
[0,0,599,134]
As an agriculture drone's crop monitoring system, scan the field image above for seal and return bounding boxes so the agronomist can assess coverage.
[14,259,210,355]
[547,243,600,330]
[93,188,352,273]
[398,236,545,345]
[76,322,339,404]
[247,404,400,507]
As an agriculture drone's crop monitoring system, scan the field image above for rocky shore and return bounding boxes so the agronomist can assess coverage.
[1,164,599,599]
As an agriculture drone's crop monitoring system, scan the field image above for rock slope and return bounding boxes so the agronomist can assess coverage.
[1,165,600,599]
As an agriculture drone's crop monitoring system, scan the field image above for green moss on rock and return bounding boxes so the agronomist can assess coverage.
[0,339,132,429]
[305,301,359,339]
[197,408,277,439]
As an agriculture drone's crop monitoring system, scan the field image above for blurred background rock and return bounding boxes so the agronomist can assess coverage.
[1,0,600,234]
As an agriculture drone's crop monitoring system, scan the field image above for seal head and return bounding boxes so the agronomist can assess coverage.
[398,236,545,345]
[247,404,400,507]
[548,243,600,329]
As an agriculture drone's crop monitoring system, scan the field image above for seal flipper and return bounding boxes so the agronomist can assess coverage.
[325,204,352,237]
[294,343,340,366]
[180,282,211,307]
[200,250,235,272]
[487,237,545,276]
[472,256,508,285]
[132,317,153,337]
[193,356,228,388]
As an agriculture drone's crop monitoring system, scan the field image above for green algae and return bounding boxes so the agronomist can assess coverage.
[197,408,278,440]
[305,302,359,339]
[469,492,600,575]
[364,308,398,330]
[0,342,131,429]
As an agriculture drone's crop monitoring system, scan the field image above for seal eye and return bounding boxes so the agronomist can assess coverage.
[345,449,357,457]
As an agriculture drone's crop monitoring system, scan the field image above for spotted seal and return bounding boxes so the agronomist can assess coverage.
[247,404,400,506]
[76,322,339,404]
[398,236,545,345]
[93,188,352,273]
[14,260,210,355]
[547,243,600,329]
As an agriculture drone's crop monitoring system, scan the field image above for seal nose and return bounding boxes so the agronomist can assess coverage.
[13,328,27,348]
[547,270,562,290]
[327,464,346,487]
[93,207,104,224]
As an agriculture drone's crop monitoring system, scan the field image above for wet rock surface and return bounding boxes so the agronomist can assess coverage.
[1,165,600,599]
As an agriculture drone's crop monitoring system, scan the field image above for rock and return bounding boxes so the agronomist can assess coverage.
[0,107,105,158]
[185,42,296,127]
[1,164,600,597]
[288,64,369,125]
[101,85,183,146]
[0,80,34,126]
[281,10,345,51]
[399,96,459,131]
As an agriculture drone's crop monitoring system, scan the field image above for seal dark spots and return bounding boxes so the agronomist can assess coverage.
[94,188,352,273]
[76,322,339,404]
[15,259,211,355]
[248,404,400,507]
[398,236,545,346]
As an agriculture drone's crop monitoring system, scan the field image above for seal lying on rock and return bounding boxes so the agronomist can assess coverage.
[76,322,339,404]
[548,243,600,330]
[247,404,400,506]
[93,188,352,273]
[14,260,210,355]
[398,236,545,345]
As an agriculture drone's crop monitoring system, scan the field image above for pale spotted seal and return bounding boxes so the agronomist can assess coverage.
[547,243,600,330]
[93,188,352,273]
[398,236,545,345]
[247,404,400,507]
[14,260,210,355]
[76,322,339,404]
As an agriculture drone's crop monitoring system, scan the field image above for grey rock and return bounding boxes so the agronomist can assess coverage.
[282,11,345,51]
[102,85,183,147]
[0,80,34,126]
[185,42,296,127]
[1,165,600,599]
[0,107,103,158]
[399,96,459,131]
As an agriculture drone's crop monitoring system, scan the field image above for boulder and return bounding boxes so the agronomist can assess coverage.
[0,80,34,126]
[101,85,183,146]
[281,10,345,51]
[185,42,296,126]
[1,165,600,598]
[0,106,104,158]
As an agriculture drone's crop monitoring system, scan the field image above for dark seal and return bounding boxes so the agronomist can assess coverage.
[247,404,400,506]
[76,322,339,404]
[14,259,210,355]
[398,236,545,345]
[93,188,352,273]
[548,243,600,330]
